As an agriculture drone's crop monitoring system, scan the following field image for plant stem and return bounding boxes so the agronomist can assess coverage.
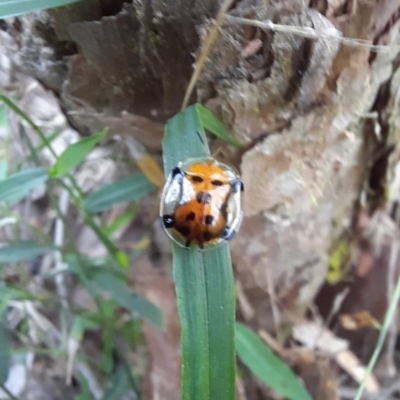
[0,383,19,400]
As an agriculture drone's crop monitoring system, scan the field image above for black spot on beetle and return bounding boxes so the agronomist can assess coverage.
[205,215,214,225]
[203,231,212,241]
[211,179,223,186]
[204,193,212,204]
[178,226,191,237]
[191,175,204,183]
[186,212,196,221]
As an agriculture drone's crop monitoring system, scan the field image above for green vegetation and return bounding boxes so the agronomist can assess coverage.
[0,95,313,399]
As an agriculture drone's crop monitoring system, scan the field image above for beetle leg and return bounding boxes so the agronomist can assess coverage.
[185,238,191,248]
[230,179,244,193]
[220,226,236,241]
[161,214,175,228]
[171,167,185,182]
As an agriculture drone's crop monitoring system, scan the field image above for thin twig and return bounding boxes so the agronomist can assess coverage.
[265,267,283,343]
[181,0,236,109]
[0,382,19,400]
[54,183,71,359]
[225,16,396,53]
[385,232,397,377]
[54,186,70,312]
[76,361,103,400]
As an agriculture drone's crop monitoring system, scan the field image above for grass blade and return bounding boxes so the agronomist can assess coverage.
[86,269,162,328]
[104,207,138,237]
[50,129,107,178]
[235,323,312,400]
[163,105,235,400]
[101,365,131,400]
[195,104,241,147]
[0,316,10,385]
[0,167,48,205]
[84,173,155,213]
[0,162,7,181]
[0,241,54,264]
[0,0,82,18]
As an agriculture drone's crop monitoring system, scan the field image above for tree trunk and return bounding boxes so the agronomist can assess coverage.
[3,0,400,398]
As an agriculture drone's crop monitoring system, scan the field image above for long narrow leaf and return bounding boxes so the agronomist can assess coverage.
[87,270,162,328]
[0,161,7,181]
[235,323,312,400]
[101,365,131,400]
[104,207,138,237]
[84,173,155,213]
[0,167,49,205]
[0,316,10,384]
[0,0,82,18]
[195,104,241,147]
[163,105,235,400]
[50,129,107,178]
[0,242,54,264]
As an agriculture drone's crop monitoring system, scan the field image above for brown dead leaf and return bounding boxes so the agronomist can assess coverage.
[293,321,380,394]
[236,279,255,320]
[336,351,379,394]
[339,310,380,331]
[134,154,164,188]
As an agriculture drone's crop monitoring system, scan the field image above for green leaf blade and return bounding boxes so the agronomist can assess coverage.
[175,248,236,400]
[0,241,54,264]
[0,161,7,181]
[235,323,313,400]
[50,129,107,178]
[163,104,235,400]
[0,0,82,19]
[88,270,163,328]
[195,104,241,147]
[163,105,210,174]
[0,167,48,205]
[0,315,10,384]
[84,173,155,213]
[101,365,131,400]
[104,207,138,237]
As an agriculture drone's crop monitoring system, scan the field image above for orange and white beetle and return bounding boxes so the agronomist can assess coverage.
[160,157,243,250]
